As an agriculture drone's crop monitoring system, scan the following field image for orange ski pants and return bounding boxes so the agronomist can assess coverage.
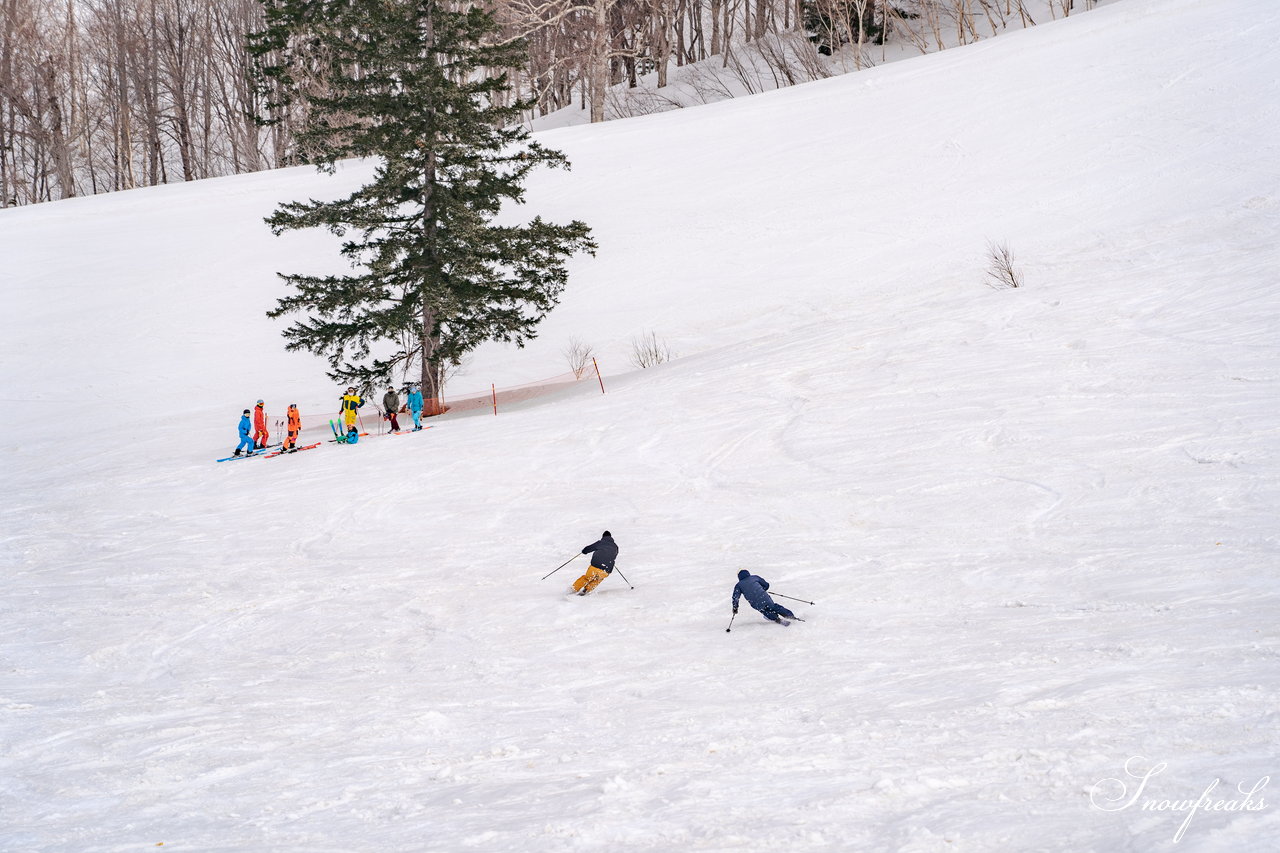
[572,566,609,595]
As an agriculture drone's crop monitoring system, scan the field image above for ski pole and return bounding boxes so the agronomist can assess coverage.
[612,567,634,589]
[726,611,737,633]
[770,592,815,605]
[541,553,580,580]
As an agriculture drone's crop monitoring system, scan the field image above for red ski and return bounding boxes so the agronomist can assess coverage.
[265,442,322,458]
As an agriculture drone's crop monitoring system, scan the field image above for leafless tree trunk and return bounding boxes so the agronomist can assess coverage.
[653,0,671,87]
[588,0,609,121]
[39,56,75,197]
[709,0,722,57]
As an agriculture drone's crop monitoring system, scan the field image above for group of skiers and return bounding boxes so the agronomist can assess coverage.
[231,384,428,457]
[234,400,305,456]
[571,531,803,627]
[235,400,293,456]
[338,384,428,433]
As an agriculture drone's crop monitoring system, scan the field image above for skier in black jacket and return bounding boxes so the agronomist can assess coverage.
[732,570,797,625]
[572,531,618,596]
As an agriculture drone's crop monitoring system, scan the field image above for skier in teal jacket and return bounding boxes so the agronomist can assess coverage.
[407,385,425,431]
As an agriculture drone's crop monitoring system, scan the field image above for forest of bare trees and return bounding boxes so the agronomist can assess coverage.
[0,0,1091,207]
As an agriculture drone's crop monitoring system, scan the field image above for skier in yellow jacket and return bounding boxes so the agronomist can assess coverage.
[339,387,365,431]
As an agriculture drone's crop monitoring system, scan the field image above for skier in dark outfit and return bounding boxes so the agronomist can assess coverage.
[572,531,618,595]
[732,569,797,625]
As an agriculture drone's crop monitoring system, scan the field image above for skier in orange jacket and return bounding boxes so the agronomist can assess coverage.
[252,400,269,448]
[283,404,302,451]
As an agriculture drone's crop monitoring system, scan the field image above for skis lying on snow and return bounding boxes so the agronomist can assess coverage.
[215,442,281,462]
[327,419,368,443]
[264,442,322,458]
[361,425,432,437]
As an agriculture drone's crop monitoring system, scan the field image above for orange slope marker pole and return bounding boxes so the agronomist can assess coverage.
[593,357,606,394]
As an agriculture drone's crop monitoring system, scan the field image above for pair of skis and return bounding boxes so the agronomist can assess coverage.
[216,442,281,462]
[328,420,367,443]
[329,418,431,440]
[216,440,322,462]
[726,612,807,632]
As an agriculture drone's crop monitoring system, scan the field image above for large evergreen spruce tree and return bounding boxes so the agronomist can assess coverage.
[250,0,596,409]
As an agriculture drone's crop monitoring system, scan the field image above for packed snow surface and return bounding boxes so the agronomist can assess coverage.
[3,0,1279,849]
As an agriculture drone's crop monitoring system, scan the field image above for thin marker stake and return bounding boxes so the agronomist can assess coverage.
[593,357,606,394]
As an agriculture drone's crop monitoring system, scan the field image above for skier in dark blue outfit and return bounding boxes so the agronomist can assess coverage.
[732,570,797,625]
[233,409,255,456]
[572,531,618,595]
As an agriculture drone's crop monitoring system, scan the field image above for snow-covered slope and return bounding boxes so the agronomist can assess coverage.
[3,0,1279,850]
[524,0,1121,132]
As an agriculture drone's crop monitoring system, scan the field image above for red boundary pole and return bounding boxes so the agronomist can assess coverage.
[593,357,606,394]
[492,383,498,415]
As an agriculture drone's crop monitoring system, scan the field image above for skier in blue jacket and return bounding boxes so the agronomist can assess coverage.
[233,409,255,456]
[732,570,797,625]
[407,384,425,431]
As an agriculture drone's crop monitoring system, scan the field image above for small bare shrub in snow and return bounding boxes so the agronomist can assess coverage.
[563,337,595,378]
[605,88,686,120]
[984,240,1024,289]
[630,332,674,369]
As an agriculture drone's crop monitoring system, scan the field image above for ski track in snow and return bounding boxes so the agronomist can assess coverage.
[3,0,1280,850]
